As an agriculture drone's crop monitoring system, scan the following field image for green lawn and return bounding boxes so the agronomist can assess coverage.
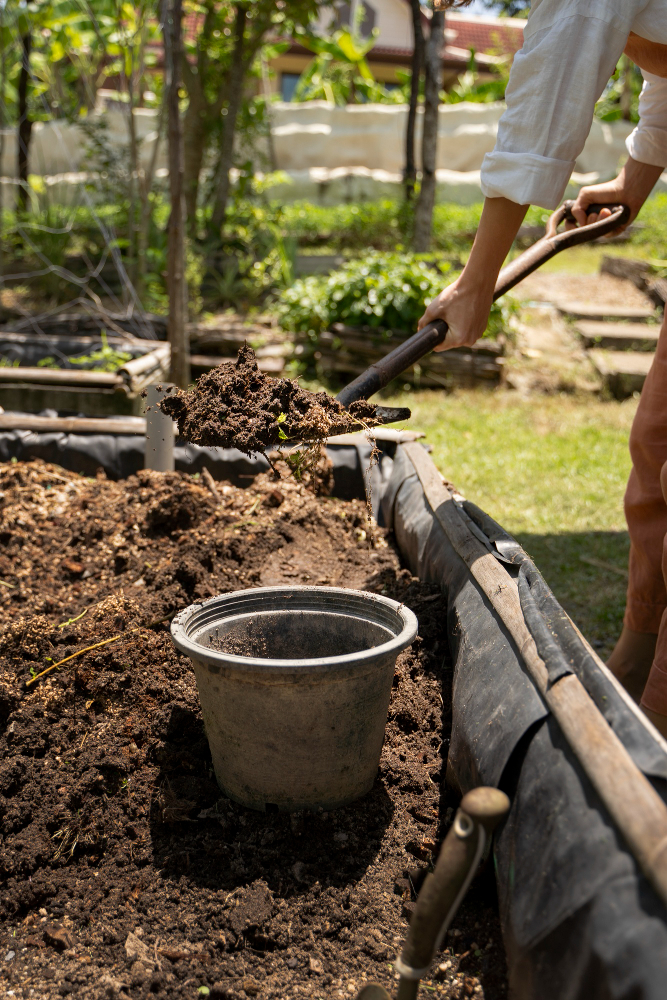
[382,389,639,656]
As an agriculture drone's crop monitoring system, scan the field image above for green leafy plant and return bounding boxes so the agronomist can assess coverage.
[201,196,295,309]
[277,199,485,256]
[595,56,642,122]
[293,4,379,105]
[442,50,511,105]
[37,331,132,373]
[277,252,451,334]
[278,251,518,342]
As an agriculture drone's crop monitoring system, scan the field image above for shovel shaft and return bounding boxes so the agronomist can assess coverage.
[336,320,448,408]
[336,202,630,408]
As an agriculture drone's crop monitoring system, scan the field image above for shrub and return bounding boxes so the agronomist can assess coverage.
[279,200,411,253]
[278,251,518,339]
[200,200,296,311]
[278,252,449,334]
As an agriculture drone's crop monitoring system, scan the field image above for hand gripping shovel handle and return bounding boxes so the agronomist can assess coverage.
[354,787,510,1000]
[336,202,630,410]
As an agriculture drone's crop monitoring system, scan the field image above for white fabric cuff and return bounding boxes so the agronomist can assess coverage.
[480,151,574,209]
[626,126,667,169]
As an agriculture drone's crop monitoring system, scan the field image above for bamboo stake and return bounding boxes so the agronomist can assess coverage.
[402,441,667,908]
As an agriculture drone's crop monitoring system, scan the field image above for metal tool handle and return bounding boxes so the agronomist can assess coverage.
[336,319,448,408]
[395,787,510,1000]
[336,202,630,409]
[494,201,630,297]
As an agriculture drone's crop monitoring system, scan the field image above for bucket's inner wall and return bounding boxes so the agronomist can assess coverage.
[197,610,395,660]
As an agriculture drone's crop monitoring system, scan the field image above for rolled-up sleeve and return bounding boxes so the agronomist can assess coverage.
[481,0,639,208]
[626,71,667,167]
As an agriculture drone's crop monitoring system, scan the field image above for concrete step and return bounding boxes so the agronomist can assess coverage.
[554,300,658,322]
[575,320,660,351]
[588,349,654,398]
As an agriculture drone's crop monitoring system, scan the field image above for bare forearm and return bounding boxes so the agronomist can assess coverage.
[625,32,667,78]
[571,155,663,227]
[417,196,528,344]
[617,156,664,205]
[459,197,528,294]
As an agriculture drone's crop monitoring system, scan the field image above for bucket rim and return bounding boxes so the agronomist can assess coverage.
[170,584,419,673]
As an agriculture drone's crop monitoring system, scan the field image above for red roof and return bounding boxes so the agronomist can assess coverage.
[169,8,524,69]
[445,14,524,58]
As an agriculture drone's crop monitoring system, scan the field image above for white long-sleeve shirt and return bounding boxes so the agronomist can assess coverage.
[480,0,667,208]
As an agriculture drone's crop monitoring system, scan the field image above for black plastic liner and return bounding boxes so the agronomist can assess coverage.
[0,424,389,516]
[3,429,667,997]
[383,446,667,1000]
[0,333,152,369]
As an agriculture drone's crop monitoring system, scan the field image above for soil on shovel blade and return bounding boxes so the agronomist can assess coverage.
[0,459,508,1000]
[158,345,379,454]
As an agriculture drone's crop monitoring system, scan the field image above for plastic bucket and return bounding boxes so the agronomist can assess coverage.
[170,585,418,812]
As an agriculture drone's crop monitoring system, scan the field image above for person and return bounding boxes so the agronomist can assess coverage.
[421,1,667,735]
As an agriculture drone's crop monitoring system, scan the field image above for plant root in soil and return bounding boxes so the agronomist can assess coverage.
[157,344,379,455]
[0,459,507,1000]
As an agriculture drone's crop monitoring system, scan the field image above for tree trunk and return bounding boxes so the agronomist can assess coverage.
[125,54,140,290]
[413,9,444,252]
[0,5,6,281]
[404,0,425,202]
[137,107,164,304]
[210,3,248,232]
[182,103,207,238]
[261,55,277,172]
[621,55,633,121]
[17,22,33,213]
[164,0,189,389]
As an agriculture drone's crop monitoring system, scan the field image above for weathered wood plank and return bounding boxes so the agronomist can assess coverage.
[555,300,657,322]
[0,367,122,387]
[588,349,653,397]
[575,321,660,351]
[0,414,149,435]
[402,440,667,909]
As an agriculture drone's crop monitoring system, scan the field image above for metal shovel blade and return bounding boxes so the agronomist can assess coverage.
[327,404,411,436]
[373,405,411,425]
[354,986,393,1000]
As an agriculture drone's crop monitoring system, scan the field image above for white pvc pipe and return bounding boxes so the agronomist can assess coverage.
[144,383,175,472]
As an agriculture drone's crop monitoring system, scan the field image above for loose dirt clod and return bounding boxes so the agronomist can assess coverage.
[158,344,379,454]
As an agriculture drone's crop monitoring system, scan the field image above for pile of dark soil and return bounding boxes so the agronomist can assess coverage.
[0,460,507,1000]
[158,345,379,454]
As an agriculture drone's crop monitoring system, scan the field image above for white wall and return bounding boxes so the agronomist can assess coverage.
[314,0,413,51]
[0,107,165,179]
[372,0,413,51]
[270,101,634,177]
[0,100,639,206]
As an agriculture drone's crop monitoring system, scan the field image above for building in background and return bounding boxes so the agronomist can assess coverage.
[271,0,525,101]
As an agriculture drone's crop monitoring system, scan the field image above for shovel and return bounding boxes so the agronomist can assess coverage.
[353,787,510,1000]
[339,201,631,427]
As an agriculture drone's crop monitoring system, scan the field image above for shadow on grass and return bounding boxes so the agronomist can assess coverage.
[515,529,630,659]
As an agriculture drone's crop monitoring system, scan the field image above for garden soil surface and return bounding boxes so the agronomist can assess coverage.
[0,459,507,1000]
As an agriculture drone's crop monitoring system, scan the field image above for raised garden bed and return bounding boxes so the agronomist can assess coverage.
[2,434,667,999]
[0,316,292,417]
[0,460,506,1000]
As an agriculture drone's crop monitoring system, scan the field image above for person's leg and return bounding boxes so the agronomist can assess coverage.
[608,316,667,697]
[607,627,657,700]
[639,461,667,736]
